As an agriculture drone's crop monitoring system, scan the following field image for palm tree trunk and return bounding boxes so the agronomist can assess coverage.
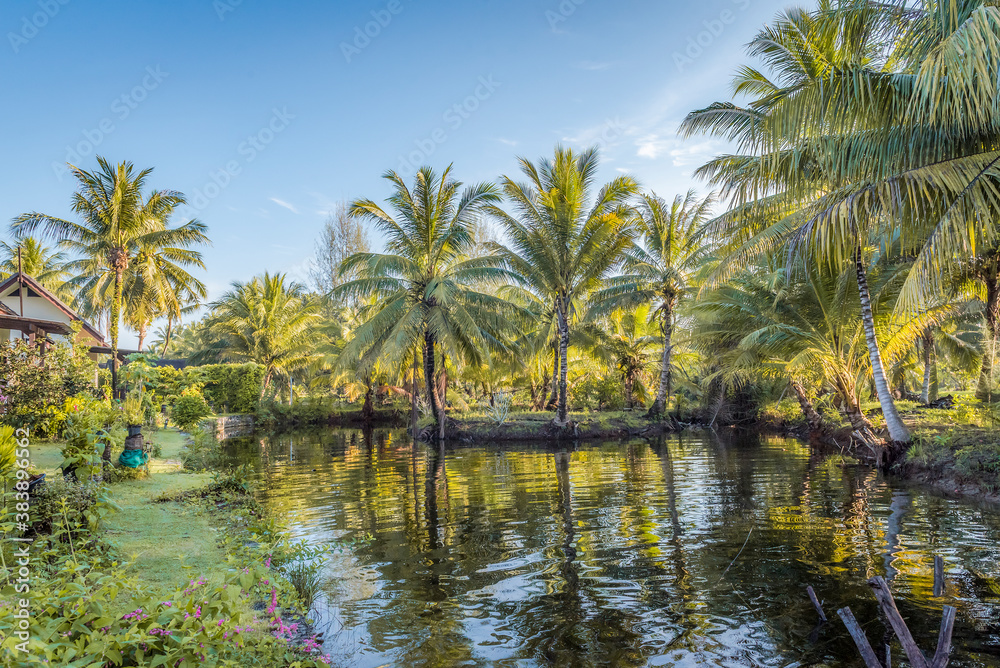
[260,368,273,398]
[137,323,147,352]
[545,341,558,411]
[790,380,823,434]
[977,272,999,401]
[855,247,910,443]
[556,298,570,426]
[647,304,673,418]
[423,331,442,429]
[111,268,123,398]
[161,316,174,357]
[921,329,935,404]
[411,346,419,438]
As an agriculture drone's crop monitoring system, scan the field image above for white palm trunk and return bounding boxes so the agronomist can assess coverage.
[855,250,910,443]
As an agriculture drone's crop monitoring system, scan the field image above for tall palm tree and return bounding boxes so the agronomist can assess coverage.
[591,190,715,417]
[0,237,73,299]
[70,219,209,351]
[487,146,639,426]
[11,157,205,391]
[207,273,321,393]
[333,166,523,432]
[681,1,1000,446]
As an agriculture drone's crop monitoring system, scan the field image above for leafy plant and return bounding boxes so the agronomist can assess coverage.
[481,391,513,425]
[172,390,212,431]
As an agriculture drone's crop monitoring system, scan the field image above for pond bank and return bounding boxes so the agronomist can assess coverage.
[19,428,332,667]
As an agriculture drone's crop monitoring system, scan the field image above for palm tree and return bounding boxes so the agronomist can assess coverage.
[0,237,73,299]
[11,157,206,391]
[207,273,321,394]
[487,146,639,426]
[333,166,523,433]
[584,305,658,409]
[591,190,714,418]
[70,219,209,351]
[680,1,1000,446]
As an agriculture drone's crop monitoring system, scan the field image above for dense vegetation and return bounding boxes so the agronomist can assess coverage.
[6,1,1000,472]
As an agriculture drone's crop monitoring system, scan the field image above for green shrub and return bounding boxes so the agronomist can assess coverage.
[571,376,626,411]
[0,336,97,438]
[954,443,1000,491]
[172,391,212,431]
[0,425,15,476]
[181,429,222,471]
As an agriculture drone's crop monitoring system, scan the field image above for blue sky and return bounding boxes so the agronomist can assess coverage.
[0,0,787,346]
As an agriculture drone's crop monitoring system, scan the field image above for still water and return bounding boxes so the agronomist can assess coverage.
[224,429,1000,667]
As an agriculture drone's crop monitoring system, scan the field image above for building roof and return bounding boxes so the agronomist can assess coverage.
[0,300,15,316]
[0,272,106,345]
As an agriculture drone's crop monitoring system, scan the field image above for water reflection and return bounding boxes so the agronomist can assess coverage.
[222,429,1000,667]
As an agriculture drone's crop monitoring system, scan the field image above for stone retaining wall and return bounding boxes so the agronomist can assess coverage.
[201,414,255,440]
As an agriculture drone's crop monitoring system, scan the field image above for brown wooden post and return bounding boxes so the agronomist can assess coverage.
[868,577,929,668]
[933,556,945,597]
[932,606,956,668]
[837,607,883,668]
[807,586,827,622]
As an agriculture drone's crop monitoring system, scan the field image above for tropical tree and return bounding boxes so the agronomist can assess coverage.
[0,237,72,298]
[487,146,639,426]
[207,272,321,394]
[583,305,658,409]
[591,190,715,417]
[680,1,1000,447]
[11,157,206,391]
[70,218,209,351]
[332,166,523,432]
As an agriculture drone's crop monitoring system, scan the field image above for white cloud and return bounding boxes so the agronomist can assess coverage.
[269,197,299,214]
[577,60,612,71]
[496,137,518,147]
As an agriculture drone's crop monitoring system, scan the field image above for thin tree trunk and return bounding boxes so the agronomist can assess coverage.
[260,368,273,398]
[439,353,447,441]
[411,346,419,438]
[111,268,123,398]
[790,380,823,434]
[556,297,570,426]
[137,323,147,352]
[161,316,174,357]
[921,329,935,404]
[977,273,999,401]
[423,330,442,430]
[362,381,374,421]
[855,247,910,443]
[545,340,558,411]
[648,304,673,418]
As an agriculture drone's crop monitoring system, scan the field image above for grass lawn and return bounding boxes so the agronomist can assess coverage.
[31,428,230,598]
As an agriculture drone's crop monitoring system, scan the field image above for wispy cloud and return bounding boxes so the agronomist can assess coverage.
[269,197,299,214]
[496,137,518,147]
[577,60,612,71]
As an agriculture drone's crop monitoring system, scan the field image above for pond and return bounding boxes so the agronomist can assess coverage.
[223,429,1000,667]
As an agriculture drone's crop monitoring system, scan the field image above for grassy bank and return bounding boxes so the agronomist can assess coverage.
[5,428,332,666]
